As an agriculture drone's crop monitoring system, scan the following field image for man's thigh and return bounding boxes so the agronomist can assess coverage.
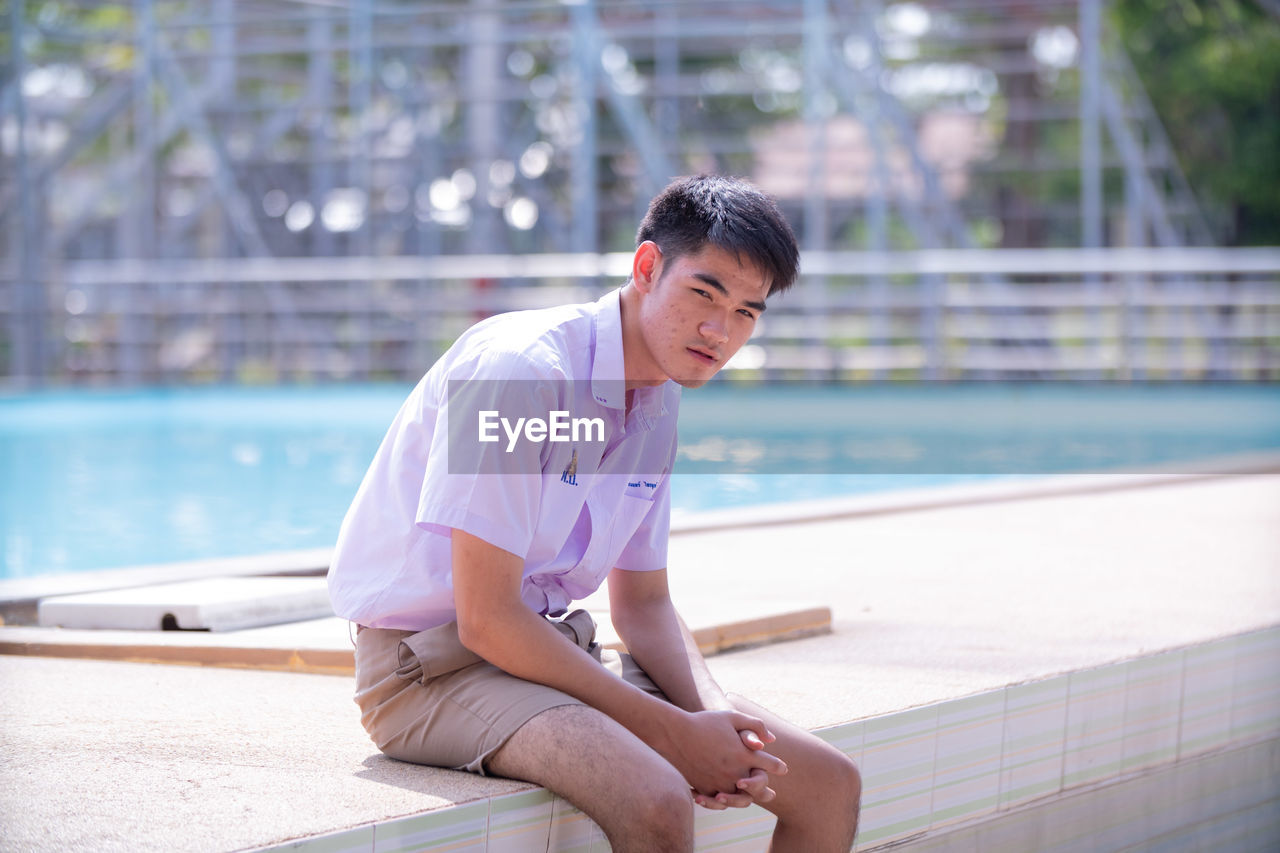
[355,623,586,773]
[354,616,664,775]
[485,703,693,847]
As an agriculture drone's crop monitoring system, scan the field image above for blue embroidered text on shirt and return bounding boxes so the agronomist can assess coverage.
[643,480,658,489]
[561,448,579,486]
[627,480,641,488]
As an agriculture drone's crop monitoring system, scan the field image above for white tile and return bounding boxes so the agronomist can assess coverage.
[372,802,486,853]
[487,788,553,852]
[1085,768,1162,851]
[998,677,1067,810]
[1199,797,1280,850]
[815,718,865,763]
[267,825,374,853]
[589,820,611,853]
[1062,662,1127,789]
[815,719,864,849]
[1034,786,1113,852]
[930,689,1003,829]
[1122,649,1184,773]
[1179,636,1236,759]
[975,803,1044,853]
[934,826,982,853]
[856,704,938,850]
[693,803,776,853]
[904,825,983,853]
[1229,627,1280,743]
[547,796,600,853]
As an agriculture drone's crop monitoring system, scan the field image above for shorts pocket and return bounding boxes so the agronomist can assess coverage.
[395,621,484,683]
[552,609,602,662]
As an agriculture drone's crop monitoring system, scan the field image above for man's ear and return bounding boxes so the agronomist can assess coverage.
[631,241,663,294]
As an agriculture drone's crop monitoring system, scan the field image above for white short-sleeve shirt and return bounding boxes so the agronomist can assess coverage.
[327,289,680,631]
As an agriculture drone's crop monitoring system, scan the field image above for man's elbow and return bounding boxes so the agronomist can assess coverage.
[455,608,494,658]
[455,600,528,663]
[609,599,667,647]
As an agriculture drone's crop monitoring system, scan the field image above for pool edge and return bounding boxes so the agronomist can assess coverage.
[5,449,1279,623]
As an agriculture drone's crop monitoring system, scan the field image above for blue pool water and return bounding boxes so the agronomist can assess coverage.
[2,383,1277,579]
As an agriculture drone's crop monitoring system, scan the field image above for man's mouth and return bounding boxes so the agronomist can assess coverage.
[687,347,718,365]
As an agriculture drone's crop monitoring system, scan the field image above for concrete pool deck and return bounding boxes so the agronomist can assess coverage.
[0,471,1278,851]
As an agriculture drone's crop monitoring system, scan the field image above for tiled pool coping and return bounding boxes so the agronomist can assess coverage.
[1,470,1275,852]
[245,625,1279,852]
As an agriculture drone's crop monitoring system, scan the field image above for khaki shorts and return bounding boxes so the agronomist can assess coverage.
[354,610,667,774]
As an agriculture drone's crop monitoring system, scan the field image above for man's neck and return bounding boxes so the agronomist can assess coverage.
[618,283,662,390]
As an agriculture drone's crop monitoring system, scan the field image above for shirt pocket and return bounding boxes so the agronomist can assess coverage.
[555,490,657,595]
[621,477,660,501]
[606,492,658,564]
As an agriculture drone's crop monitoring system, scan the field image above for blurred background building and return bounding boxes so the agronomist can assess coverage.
[2,0,1277,385]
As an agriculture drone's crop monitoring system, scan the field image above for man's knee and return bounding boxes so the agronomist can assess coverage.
[809,743,861,810]
[607,757,693,849]
[627,780,694,850]
[812,748,862,848]
[836,751,862,813]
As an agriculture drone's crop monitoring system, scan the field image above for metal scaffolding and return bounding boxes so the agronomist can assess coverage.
[2,0,1271,386]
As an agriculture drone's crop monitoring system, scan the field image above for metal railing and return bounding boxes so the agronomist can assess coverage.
[2,248,1275,386]
[3,1,1233,386]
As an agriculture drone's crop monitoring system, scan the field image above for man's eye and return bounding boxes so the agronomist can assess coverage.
[737,309,756,319]
[692,288,711,299]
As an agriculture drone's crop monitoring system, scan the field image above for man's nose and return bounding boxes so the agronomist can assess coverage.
[699,317,729,344]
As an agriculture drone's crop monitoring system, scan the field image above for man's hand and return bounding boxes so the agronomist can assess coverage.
[692,728,781,810]
[607,568,790,808]
[657,708,787,804]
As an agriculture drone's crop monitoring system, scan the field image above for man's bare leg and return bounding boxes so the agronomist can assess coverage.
[486,704,694,853]
[728,694,862,853]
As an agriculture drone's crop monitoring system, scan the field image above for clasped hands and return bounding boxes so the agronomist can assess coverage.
[667,709,788,811]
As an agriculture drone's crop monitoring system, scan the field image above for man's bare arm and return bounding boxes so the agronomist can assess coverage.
[450,529,784,797]
[606,566,732,713]
[607,566,785,807]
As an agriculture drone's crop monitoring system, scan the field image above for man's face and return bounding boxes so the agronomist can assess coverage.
[634,243,769,389]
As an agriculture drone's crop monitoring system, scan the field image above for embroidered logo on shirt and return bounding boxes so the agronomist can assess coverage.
[626,478,659,496]
[561,448,579,485]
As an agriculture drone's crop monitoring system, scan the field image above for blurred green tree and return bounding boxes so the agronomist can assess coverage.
[1112,0,1280,245]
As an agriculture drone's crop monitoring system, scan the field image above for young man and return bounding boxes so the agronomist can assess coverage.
[328,175,861,852]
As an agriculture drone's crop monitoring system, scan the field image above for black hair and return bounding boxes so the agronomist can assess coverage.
[636,174,800,297]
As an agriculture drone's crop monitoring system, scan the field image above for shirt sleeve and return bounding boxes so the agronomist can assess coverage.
[614,433,676,572]
[414,349,565,559]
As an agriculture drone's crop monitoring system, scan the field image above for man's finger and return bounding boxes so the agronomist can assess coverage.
[730,711,776,744]
[745,747,788,776]
[713,791,755,809]
[738,776,777,804]
[693,793,727,811]
[739,729,765,750]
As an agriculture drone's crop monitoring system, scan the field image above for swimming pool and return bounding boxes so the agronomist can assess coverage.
[2,383,1277,579]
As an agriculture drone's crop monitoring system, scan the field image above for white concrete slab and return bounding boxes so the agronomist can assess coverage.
[1,474,1276,852]
[1,599,831,673]
[36,576,334,631]
[0,547,331,605]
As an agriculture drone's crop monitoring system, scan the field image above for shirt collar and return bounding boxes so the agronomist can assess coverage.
[590,288,670,424]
